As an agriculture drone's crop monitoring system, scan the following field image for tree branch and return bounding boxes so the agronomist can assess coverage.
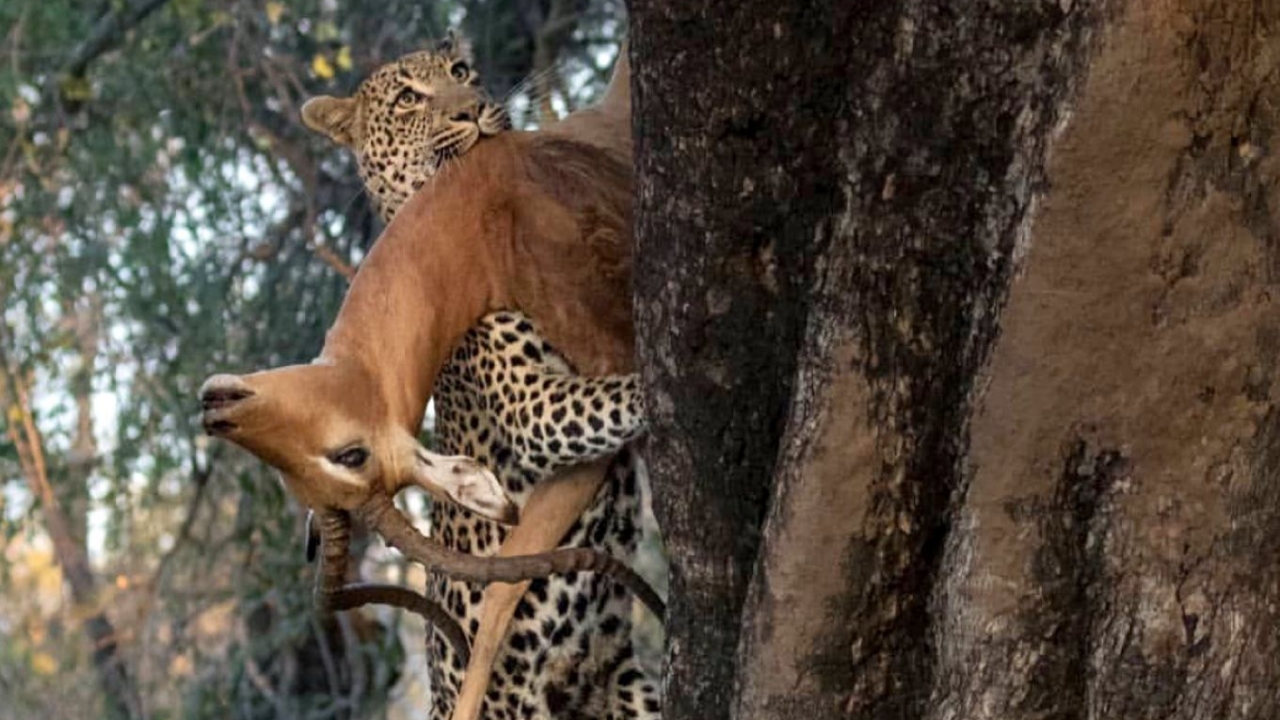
[0,344,142,719]
[62,0,174,80]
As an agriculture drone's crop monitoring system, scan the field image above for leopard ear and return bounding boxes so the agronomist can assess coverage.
[301,95,358,146]
[437,29,474,65]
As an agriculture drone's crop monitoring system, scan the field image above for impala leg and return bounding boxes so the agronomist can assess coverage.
[450,458,611,720]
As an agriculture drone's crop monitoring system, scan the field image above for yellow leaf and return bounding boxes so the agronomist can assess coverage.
[314,20,339,42]
[335,45,352,72]
[311,54,335,80]
[115,574,129,590]
[59,75,92,102]
[31,652,57,676]
[265,1,285,25]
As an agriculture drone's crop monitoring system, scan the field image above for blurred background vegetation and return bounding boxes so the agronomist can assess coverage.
[0,1,637,717]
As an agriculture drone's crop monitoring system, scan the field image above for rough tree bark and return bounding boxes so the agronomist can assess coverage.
[934,2,1280,717]
[630,1,836,714]
[633,0,1280,718]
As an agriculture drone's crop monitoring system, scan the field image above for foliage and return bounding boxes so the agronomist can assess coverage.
[0,1,623,717]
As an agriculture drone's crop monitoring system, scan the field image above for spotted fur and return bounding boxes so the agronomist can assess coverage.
[303,32,511,222]
[429,312,659,720]
[303,39,660,719]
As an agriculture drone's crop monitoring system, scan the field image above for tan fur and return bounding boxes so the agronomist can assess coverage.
[203,126,634,498]
[203,51,639,719]
[540,44,631,155]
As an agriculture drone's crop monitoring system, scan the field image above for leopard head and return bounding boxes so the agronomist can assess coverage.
[301,31,511,221]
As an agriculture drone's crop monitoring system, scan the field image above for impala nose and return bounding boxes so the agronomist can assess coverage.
[199,375,255,435]
[199,375,254,410]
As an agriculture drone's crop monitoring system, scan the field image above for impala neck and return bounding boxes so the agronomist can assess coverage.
[318,136,522,433]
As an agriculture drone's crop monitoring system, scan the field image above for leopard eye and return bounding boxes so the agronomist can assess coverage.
[395,88,424,107]
[450,62,470,82]
[329,446,370,469]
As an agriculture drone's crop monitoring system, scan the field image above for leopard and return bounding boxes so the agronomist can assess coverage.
[301,36,660,720]
[430,311,659,720]
[302,30,511,222]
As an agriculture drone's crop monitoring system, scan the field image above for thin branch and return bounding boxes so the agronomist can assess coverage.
[336,613,367,716]
[1,14,27,184]
[308,241,357,280]
[62,0,175,80]
[309,614,346,718]
[0,345,143,719]
[141,449,217,606]
[237,619,291,718]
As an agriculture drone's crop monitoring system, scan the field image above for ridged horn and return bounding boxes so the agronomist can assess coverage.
[358,492,666,618]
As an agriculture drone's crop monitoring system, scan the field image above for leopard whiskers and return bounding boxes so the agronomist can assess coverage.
[430,126,478,160]
[504,63,563,107]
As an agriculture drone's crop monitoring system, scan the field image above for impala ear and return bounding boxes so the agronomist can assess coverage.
[301,95,358,146]
[412,447,518,525]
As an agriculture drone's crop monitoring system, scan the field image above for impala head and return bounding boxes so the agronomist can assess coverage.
[199,363,517,524]
[301,31,511,221]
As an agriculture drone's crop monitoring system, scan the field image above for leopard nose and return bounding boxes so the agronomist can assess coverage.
[450,109,476,123]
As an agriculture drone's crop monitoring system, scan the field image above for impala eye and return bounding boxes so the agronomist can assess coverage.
[396,88,424,107]
[330,446,370,469]
[450,62,470,82]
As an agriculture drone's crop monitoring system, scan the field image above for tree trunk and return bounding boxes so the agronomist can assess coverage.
[630,2,839,714]
[633,0,1280,718]
[933,2,1280,717]
[0,357,142,720]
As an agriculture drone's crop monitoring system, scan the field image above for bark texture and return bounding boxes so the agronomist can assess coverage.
[933,1,1280,717]
[629,2,839,715]
[627,0,1212,717]
[634,0,1280,717]
[730,1,1111,715]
